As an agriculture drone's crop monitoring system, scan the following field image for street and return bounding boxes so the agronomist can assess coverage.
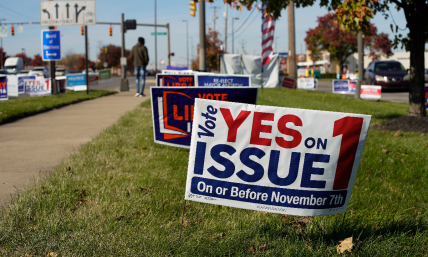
[316,80,409,103]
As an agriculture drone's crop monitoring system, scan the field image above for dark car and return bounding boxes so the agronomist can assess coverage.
[0,70,10,75]
[364,60,409,91]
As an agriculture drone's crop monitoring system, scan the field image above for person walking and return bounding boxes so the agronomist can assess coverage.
[130,37,149,97]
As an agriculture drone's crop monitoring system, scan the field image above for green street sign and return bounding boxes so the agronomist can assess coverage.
[151,32,167,36]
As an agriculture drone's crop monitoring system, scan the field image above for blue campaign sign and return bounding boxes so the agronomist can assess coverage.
[332,80,350,93]
[196,74,251,87]
[42,30,61,61]
[66,74,86,86]
[151,87,258,148]
[17,75,36,93]
[156,74,195,87]
[0,76,7,101]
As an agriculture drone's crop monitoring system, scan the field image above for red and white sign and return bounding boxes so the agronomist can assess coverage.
[360,85,381,100]
[185,99,371,216]
[281,77,295,89]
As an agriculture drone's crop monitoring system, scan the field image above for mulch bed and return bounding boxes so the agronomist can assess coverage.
[372,116,428,134]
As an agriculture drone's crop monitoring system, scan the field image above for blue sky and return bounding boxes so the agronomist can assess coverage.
[0,0,409,68]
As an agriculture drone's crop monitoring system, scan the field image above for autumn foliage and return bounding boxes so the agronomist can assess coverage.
[192,28,224,71]
[304,13,392,74]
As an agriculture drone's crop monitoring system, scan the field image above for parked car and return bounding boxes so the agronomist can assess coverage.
[55,68,69,76]
[0,69,10,75]
[364,60,409,90]
[81,68,94,73]
[4,57,24,74]
[29,66,49,78]
[19,70,30,74]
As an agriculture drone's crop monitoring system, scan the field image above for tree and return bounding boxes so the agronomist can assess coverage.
[15,53,32,67]
[97,44,132,72]
[31,54,45,67]
[224,0,427,116]
[192,28,224,71]
[0,47,7,68]
[304,13,392,74]
[335,0,427,116]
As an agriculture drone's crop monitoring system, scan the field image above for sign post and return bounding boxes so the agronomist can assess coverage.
[42,29,61,94]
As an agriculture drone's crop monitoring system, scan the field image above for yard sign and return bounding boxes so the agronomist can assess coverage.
[185,99,371,216]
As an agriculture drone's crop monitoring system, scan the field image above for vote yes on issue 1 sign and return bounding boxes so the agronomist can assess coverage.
[185,100,371,216]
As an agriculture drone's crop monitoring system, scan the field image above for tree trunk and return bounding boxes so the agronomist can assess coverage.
[407,0,426,116]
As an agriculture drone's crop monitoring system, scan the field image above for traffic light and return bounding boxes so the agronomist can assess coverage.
[189,0,197,17]
[53,26,56,30]
[170,53,175,56]
[11,26,14,36]
[81,26,84,36]
[109,26,112,36]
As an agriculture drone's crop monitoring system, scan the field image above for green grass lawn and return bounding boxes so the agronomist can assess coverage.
[0,90,117,125]
[0,89,426,256]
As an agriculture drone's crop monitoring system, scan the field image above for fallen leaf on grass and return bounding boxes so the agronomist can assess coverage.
[394,130,401,136]
[141,146,147,150]
[116,215,124,221]
[337,237,353,254]
[259,242,267,251]
[163,199,169,202]
[210,232,227,240]
[182,218,189,228]
[389,158,394,163]
[45,252,57,257]
[29,225,38,230]
[249,245,256,253]
[382,149,389,153]
[280,214,289,222]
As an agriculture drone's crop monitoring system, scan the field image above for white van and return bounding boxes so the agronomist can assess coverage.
[4,57,24,74]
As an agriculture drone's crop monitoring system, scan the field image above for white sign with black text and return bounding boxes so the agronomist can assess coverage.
[40,1,96,26]
[185,99,371,216]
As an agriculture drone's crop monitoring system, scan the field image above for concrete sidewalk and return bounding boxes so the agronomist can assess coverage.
[0,85,151,206]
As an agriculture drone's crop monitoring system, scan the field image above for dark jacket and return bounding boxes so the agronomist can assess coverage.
[130,42,149,67]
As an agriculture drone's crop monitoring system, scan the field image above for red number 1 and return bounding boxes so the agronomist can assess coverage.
[332,116,364,190]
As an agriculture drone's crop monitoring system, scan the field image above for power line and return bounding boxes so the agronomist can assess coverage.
[234,12,258,39]
[0,3,38,21]
[232,7,256,34]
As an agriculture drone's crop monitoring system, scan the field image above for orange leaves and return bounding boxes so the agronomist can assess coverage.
[249,242,267,253]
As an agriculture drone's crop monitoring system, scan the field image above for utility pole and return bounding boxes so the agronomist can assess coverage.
[210,6,219,32]
[224,3,227,53]
[49,25,57,94]
[183,20,189,68]
[199,0,206,71]
[356,31,363,99]
[120,13,129,91]
[191,37,194,61]
[288,1,296,78]
[0,19,5,69]
[85,25,89,94]
[232,17,239,54]
[154,0,157,71]
[166,23,171,66]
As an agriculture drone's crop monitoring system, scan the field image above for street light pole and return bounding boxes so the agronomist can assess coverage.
[232,17,239,54]
[183,20,189,68]
[154,0,157,72]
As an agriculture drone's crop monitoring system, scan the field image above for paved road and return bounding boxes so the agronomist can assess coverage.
[317,80,408,103]
[0,77,155,206]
